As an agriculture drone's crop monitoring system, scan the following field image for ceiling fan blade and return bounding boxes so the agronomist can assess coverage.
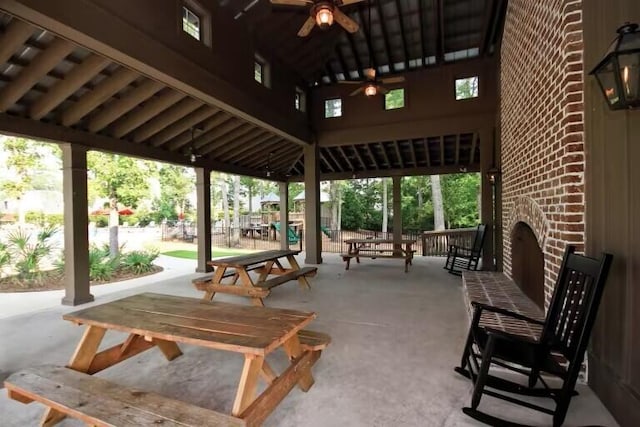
[340,0,366,5]
[349,86,365,96]
[338,80,363,85]
[333,8,359,33]
[270,0,311,6]
[297,16,316,37]
[377,85,389,95]
[364,67,376,80]
[380,76,406,84]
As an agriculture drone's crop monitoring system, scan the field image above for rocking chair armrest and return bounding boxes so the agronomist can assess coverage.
[470,301,545,325]
[483,326,539,345]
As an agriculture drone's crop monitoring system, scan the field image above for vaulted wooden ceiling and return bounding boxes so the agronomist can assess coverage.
[0,1,505,180]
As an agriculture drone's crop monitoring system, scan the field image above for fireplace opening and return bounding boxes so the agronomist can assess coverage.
[511,222,545,309]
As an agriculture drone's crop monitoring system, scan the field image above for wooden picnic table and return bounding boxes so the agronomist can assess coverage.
[32,292,324,426]
[341,238,417,272]
[195,249,317,306]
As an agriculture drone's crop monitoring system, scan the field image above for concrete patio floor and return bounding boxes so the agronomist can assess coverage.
[0,254,619,426]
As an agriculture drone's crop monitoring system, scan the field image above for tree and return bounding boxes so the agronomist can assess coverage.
[431,175,445,230]
[87,152,151,257]
[442,173,480,228]
[382,178,388,232]
[232,175,241,245]
[240,176,258,214]
[155,165,194,221]
[219,173,230,228]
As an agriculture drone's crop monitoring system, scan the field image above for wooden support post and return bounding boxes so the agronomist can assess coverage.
[279,182,289,250]
[479,127,495,270]
[304,143,322,264]
[392,176,402,251]
[196,167,212,273]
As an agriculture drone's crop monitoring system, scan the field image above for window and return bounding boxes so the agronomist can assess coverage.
[455,76,479,100]
[384,88,405,110]
[254,54,270,87]
[295,87,306,112]
[324,98,342,118]
[182,6,201,40]
[254,60,263,84]
[180,1,211,47]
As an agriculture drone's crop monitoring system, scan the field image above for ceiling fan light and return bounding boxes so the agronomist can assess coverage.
[190,153,197,163]
[315,5,333,29]
[365,84,377,96]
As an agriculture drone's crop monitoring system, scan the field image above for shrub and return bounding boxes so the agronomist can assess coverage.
[121,249,158,275]
[0,242,11,278]
[7,225,59,281]
[88,245,119,281]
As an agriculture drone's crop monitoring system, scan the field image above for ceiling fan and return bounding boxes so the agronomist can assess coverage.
[185,125,204,163]
[340,67,405,97]
[270,0,365,37]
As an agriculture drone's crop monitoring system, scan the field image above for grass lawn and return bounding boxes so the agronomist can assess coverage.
[161,247,255,259]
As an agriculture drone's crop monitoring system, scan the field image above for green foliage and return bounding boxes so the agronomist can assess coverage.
[288,182,304,212]
[6,225,59,281]
[0,242,11,277]
[121,249,158,275]
[455,76,479,100]
[385,89,405,110]
[89,215,109,228]
[87,152,151,209]
[24,212,64,227]
[87,245,119,281]
[0,137,43,201]
[441,173,480,228]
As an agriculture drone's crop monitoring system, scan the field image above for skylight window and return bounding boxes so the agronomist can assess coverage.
[455,76,479,100]
[385,88,405,110]
[324,98,342,118]
[182,6,201,40]
[180,1,211,47]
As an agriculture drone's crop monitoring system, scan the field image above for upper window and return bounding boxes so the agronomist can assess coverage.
[295,87,306,112]
[455,76,479,100]
[180,1,211,47]
[254,54,270,87]
[182,6,201,40]
[384,88,405,110]
[254,60,264,84]
[324,98,342,118]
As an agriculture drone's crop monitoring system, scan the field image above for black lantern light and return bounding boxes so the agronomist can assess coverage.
[486,166,501,185]
[590,23,640,110]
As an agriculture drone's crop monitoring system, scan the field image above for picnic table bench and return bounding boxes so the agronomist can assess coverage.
[340,238,416,272]
[4,293,330,427]
[195,249,317,306]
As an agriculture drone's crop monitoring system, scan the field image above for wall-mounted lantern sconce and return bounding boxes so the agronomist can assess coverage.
[486,166,501,185]
[590,23,640,110]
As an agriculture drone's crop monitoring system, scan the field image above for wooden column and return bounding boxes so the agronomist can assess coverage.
[195,167,212,273]
[61,144,93,306]
[279,181,289,250]
[392,176,402,249]
[304,143,322,264]
[479,127,495,270]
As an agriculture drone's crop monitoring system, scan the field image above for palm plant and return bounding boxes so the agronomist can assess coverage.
[7,225,59,282]
[0,242,11,278]
[121,250,158,275]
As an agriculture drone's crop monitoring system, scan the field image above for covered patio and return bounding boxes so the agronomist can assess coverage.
[0,255,618,426]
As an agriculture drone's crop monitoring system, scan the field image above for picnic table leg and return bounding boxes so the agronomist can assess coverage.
[283,334,315,391]
[203,267,228,301]
[237,268,265,307]
[287,255,311,290]
[232,354,265,416]
[41,325,107,426]
[257,260,276,283]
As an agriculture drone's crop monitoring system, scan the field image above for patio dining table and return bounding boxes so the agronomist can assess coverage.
[38,292,322,426]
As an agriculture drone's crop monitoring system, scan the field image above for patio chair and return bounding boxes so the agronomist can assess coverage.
[454,245,613,426]
[444,224,486,275]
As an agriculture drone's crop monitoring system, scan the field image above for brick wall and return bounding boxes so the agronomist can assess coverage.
[500,0,585,306]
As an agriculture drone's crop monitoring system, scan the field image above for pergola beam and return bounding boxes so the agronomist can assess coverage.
[111,90,186,138]
[0,38,74,112]
[30,54,110,120]
[320,152,335,172]
[352,145,367,170]
[324,147,344,172]
[61,67,138,126]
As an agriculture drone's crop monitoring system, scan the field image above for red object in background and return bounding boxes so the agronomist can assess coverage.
[89,208,134,215]
[178,212,185,221]
[118,208,134,216]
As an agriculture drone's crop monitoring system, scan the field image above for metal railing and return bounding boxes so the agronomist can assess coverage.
[421,227,476,256]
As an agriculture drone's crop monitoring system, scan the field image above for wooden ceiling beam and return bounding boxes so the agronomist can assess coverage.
[346,33,364,78]
[352,145,367,170]
[286,152,305,175]
[149,106,217,147]
[379,142,391,168]
[30,54,110,120]
[358,7,378,70]
[214,128,267,159]
[62,67,138,126]
[0,19,34,64]
[131,97,202,143]
[228,135,281,164]
[0,38,74,112]
[111,90,186,138]
[289,163,480,182]
[423,138,432,167]
[237,138,286,167]
[394,0,411,70]
[375,0,395,72]
[479,0,495,56]
[409,140,418,167]
[338,146,356,171]
[365,144,379,170]
[335,45,351,80]
[325,62,337,84]
[394,140,404,168]
[419,0,428,65]
[435,0,445,64]
[166,112,231,151]
[320,151,335,172]
[439,135,445,165]
[192,119,243,150]
[88,79,163,132]
[469,132,478,165]
[325,147,344,172]
[200,123,256,155]
[454,133,461,165]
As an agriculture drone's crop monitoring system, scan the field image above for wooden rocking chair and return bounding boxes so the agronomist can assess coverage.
[455,245,613,426]
[444,224,487,275]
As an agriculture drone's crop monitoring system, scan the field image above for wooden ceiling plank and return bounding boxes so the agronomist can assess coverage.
[235,138,284,166]
[149,106,217,147]
[419,0,428,65]
[439,135,445,165]
[293,163,479,182]
[30,54,110,120]
[469,132,478,165]
[364,144,379,170]
[268,145,301,170]
[409,140,418,167]
[131,97,202,143]
[111,90,186,138]
[338,146,356,171]
[325,62,337,84]
[0,19,34,65]
[423,138,432,167]
[358,7,378,70]
[88,79,163,132]
[192,119,244,150]
[375,0,395,72]
[215,129,267,159]
[0,38,74,112]
[320,151,335,172]
[394,140,404,168]
[200,123,256,155]
[335,45,351,80]
[286,152,305,176]
[379,142,391,168]
[395,0,411,70]
[352,145,367,170]
[346,33,364,78]
[479,0,495,56]
[325,147,344,172]
[435,0,445,64]
[62,67,138,126]
[454,133,461,165]
[166,112,232,150]
[229,135,281,164]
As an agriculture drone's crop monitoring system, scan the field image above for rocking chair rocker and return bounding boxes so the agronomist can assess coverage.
[455,245,613,426]
[444,224,487,275]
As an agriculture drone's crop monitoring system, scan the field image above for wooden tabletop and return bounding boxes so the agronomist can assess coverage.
[207,249,301,268]
[344,238,416,244]
[63,293,315,356]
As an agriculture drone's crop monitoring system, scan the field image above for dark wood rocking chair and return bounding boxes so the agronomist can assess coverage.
[444,224,487,275]
[454,245,613,426]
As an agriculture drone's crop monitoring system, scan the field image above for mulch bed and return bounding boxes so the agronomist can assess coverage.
[0,265,163,293]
